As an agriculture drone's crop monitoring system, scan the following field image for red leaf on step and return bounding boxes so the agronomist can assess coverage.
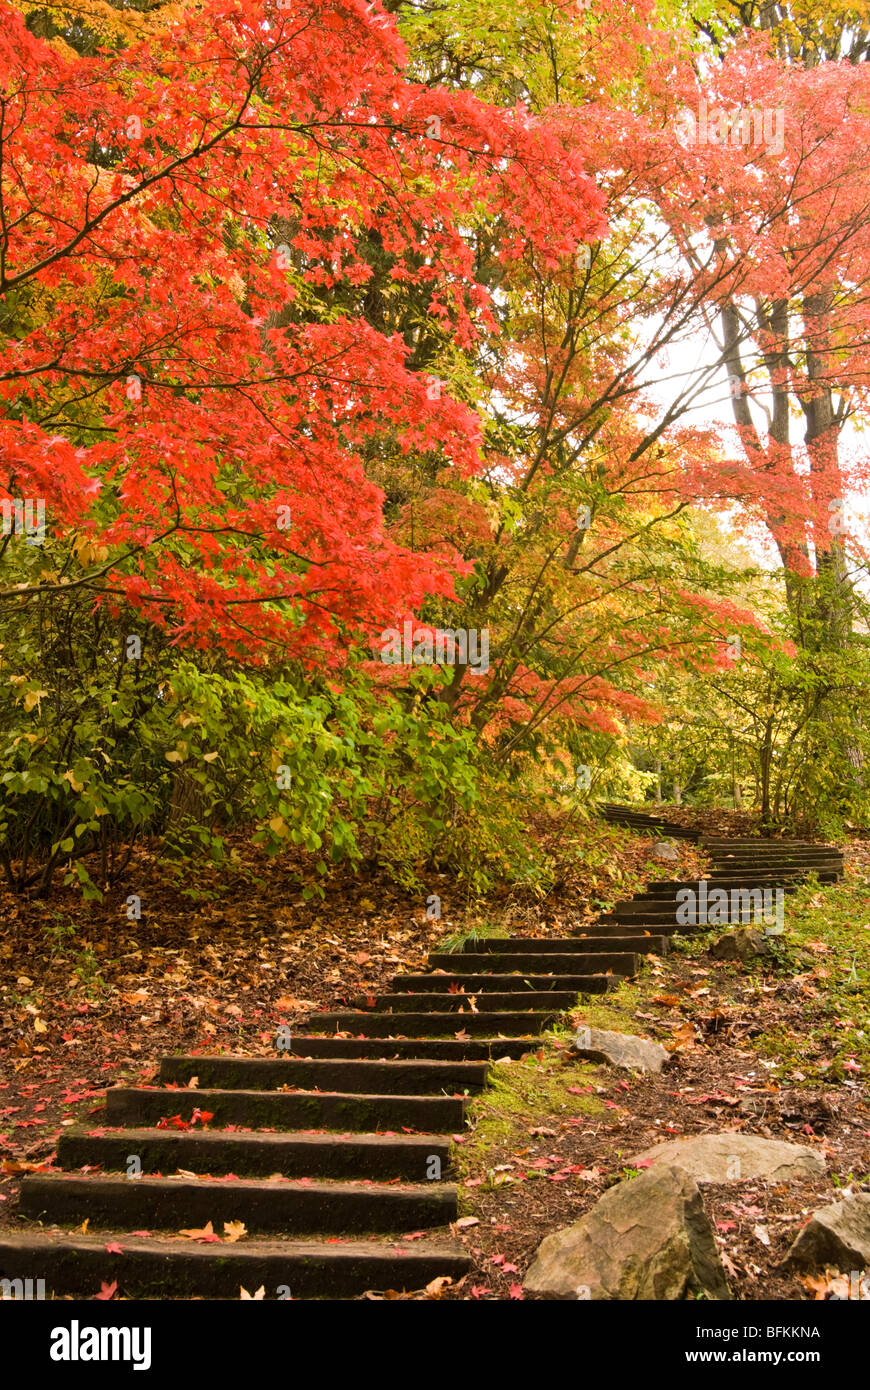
[96,1281,118,1301]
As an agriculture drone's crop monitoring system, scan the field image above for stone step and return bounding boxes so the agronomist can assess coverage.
[19,1172,458,1236]
[104,1086,466,1132]
[707,857,842,870]
[702,838,833,847]
[284,1036,541,1060]
[707,846,841,855]
[635,881,799,898]
[650,877,804,891]
[58,1126,454,1182]
[158,1055,489,1094]
[391,972,632,993]
[428,952,629,974]
[625,878,794,900]
[454,935,669,955]
[363,990,586,1012]
[0,1230,471,1299]
[307,1010,563,1036]
[610,910,779,927]
[569,927,672,948]
[613,891,795,909]
[595,919,696,936]
[708,850,839,861]
[611,898,786,919]
[707,869,840,881]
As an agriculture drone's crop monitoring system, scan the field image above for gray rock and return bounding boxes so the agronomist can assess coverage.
[782,1192,870,1271]
[631,1134,826,1184]
[654,840,680,861]
[523,1163,731,1300]
[570,1025,669,1073]
[709,927,773,961]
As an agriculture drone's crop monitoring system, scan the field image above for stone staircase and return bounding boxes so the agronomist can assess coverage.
[0,933,642,1299]
[597,806,843,936]
[0,811,843,1300]
[598,802,701,840]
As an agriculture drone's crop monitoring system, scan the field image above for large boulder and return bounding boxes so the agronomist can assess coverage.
[709,928,772,961]
[631,1134,825,1184]
[653,840,680,861]
[782,1192,870,1271]
[523,1163,731,1300]
[569,1026,669,1074]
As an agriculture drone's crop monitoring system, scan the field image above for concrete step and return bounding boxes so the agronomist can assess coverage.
[104,1086,466,1132]
[427,951,628,974]
[595,919,699,936]
[706,839,839,850]
[707,857,842,869]
[610,909,781,926]
[702,838,834,847]
[625,884,800,895]
[568,927,672,949]
[707,869,840,881]
[307,1010,564,1036]
[364,990,587,1012]
[158,1055,489,1094]
[391,972,633,993]
[19,1172,458,1236]
[283,1036,541,1060]
[635,881,798,898]
[453,936,669,955]
[612,895,788,918]
[0,1230,471,1299]
[58,1126,454,1182]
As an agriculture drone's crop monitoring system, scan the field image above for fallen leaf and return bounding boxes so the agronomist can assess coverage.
[666,1021,698,1052]
[179,1221,221,1243]
[424,1276,452,1298]
[1,1157,49,1174]
[223,1220,247,1243]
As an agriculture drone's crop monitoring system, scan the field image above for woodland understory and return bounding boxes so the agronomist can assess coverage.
[1,0,870,1308]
